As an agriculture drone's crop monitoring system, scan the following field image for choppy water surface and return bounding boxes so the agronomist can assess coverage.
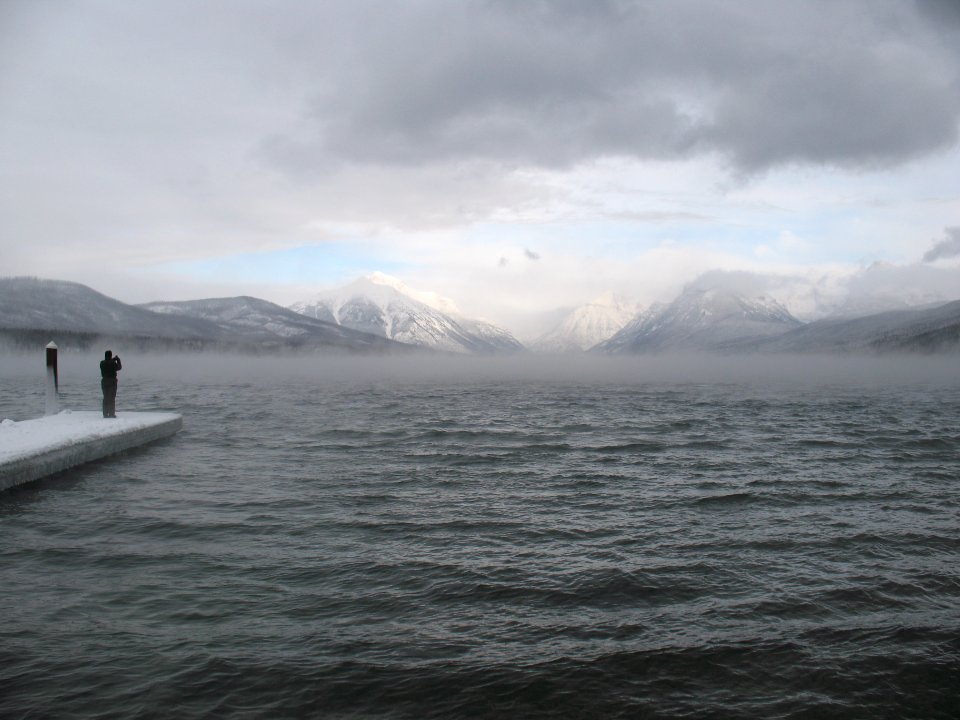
[1,355,959,719]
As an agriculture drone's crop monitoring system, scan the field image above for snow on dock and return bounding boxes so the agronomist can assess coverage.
[0,411,182,491]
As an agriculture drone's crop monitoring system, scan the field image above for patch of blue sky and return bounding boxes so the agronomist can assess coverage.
[464,218,701,252]
[157,242,409,285]
[438,200,875,268]
[464,217,785,260]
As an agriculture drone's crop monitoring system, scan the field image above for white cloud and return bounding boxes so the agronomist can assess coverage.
[923,227,960,261]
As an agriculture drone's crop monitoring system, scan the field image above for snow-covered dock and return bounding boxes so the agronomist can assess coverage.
[0,411,182,492]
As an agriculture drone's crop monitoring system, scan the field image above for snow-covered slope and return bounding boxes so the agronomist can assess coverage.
[533,293,639,353]
[597,287,801,353]
[290,274,524,354]
[748,299,960,354]
[0,277,214,338]
[141,296,405,351]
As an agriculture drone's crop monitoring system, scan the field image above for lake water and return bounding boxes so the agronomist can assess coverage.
[1,354,959,719]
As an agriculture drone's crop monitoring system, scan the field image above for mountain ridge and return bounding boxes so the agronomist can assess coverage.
[597,287,801,354]
[533,292,639,353]
[741,299,960,354]
[3,276,958,355]
[290,275,524,354]
[0,277,411,354]
[139,296,409,352]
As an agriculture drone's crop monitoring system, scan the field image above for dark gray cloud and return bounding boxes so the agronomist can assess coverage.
[914,0,960,29]
[259,0,960,176]
[524,249,541,261]
[5,0,958,185]
[923,227,960,262]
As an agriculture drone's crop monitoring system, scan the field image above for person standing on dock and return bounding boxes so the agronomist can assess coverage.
[100,350,122,418]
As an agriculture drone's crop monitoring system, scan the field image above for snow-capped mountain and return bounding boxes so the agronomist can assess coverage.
[533,292,640,353]
[290,274,524,354]
[140,296,406,351]
[0,277,409,353]
[597,286,801,353]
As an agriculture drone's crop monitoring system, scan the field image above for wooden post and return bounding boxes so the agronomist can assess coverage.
[45,341,58,416]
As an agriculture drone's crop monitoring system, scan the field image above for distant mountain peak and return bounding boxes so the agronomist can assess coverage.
[365,271,462,316]
[533,292,640,353]
[597,286,800,353]
[290,275,523,354]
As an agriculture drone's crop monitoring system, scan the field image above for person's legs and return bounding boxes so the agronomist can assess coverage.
[108,380,117,417]
[102,378,117,417]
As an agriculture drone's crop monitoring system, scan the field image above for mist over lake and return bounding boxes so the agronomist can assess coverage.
[2,354,958,718]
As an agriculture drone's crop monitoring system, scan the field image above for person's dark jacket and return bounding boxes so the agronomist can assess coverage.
[100,356,122,379]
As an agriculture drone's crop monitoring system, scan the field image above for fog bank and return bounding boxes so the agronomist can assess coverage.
[3,352,957,391]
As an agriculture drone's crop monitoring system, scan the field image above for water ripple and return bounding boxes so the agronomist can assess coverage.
[1,365,959,718]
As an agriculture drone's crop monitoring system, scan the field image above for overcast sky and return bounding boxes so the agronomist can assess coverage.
[2,0,959,332]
